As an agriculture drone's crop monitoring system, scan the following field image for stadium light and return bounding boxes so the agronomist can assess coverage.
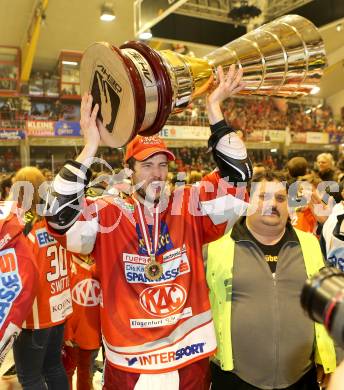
[100,3,116,22]
[310,86,320,95]
[139,29,153,40]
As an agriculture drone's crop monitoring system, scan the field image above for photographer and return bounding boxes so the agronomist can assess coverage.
[321,179,344,271]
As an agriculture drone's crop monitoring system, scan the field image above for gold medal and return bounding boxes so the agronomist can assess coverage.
[144,255,163,281]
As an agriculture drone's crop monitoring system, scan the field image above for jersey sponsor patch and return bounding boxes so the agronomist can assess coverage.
[139,283,187,317]
[49,289,73,323]
[0,202,14,220]
[327,249,344,271]
[0,233,11,250]
[103,320,216,371]
[162,246,186,262]
[136,221,174,256]
[125,342,206,367]
[124,247,190,284]
[130,307,192,328]
[0,248,22,327]
[35,228,57,248]
[123,253,150,265]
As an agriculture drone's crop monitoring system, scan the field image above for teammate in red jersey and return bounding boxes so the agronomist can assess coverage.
[12,167,71,389]
[63,254,101,390]
[0,201,37,365]
[45,65,252,389]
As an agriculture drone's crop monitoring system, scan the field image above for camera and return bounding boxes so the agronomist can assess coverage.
[301,267,344,347]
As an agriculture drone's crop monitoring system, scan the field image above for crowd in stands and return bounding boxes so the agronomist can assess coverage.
[0,147,21,172]
[167,96,344,135]
[0,145,215,175]
[2,149,344,201]
[1,95,343,136]
[0,97,80,125]
[0,143,335,180]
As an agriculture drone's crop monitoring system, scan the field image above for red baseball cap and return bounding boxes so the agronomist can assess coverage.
[124,135,175,163]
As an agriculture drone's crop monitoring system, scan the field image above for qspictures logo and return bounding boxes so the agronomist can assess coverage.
[91,64,122,132]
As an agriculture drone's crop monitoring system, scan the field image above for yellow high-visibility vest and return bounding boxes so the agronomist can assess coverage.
[206,228,336,373]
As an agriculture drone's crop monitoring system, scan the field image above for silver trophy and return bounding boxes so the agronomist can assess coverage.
[80,14,326,147]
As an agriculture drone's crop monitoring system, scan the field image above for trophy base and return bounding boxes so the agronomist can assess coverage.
[80,42,144,147]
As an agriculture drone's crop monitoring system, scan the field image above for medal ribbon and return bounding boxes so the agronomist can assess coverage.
[133,198,159,259]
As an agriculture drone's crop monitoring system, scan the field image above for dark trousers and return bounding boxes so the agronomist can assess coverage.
[13,323,68,390]
[210,361,319,390]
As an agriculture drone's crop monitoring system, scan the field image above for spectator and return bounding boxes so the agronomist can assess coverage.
[315,153,337,181]
[287,157,308,181]
[0,174,13,200]
[207,170,336,389]
[252,163,265,176]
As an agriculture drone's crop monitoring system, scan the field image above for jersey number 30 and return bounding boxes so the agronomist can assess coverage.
[46,245,68,282]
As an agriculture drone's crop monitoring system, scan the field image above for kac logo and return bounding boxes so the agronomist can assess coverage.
[72,279,101,307]
[139,283,186,317]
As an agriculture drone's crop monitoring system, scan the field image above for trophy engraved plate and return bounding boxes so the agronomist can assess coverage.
[80,15,326,147]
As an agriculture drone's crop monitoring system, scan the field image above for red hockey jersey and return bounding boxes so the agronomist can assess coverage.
[64,255,101,350]
[23,219,73,329]
[50,172,248,373]
[0,201,37,363]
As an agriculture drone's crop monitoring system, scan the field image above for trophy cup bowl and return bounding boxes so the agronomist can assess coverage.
[80,14,326,147]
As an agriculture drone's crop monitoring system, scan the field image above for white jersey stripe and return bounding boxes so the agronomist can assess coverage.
[53,175,86,195]
[105,310,212,354]
[32,298,40,329]
[103,320,216,372]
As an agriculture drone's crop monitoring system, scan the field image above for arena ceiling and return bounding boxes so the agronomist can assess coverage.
[0,0,344,99]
